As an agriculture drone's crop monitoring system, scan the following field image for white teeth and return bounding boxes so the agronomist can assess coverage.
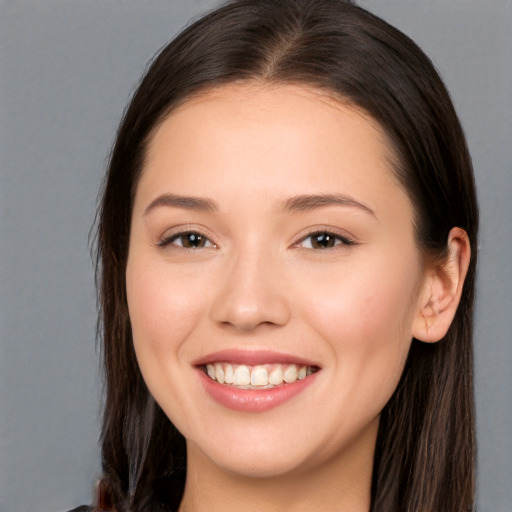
[233,365,251,386]
[283,365,298,383]
[268,366,283,385]
[214,363,225,384]
[224,364,234,384]
[204,362,315,388]
[250,366,269,386]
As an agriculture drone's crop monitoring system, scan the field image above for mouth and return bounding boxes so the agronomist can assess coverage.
[201,362,319,389]
[194,349,321,412]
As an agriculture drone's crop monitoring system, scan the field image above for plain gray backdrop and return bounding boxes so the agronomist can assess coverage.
[0,1,511,511]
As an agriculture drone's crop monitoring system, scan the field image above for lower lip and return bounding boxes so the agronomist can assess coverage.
[197,368,319,412]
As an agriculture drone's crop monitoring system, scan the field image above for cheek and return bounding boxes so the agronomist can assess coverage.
[126,259,207,370]
[306,264,417,339]
[300,257,420,404]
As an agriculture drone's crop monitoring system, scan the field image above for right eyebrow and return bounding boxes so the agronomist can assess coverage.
[143,194,219,215]
[282,193,376,218]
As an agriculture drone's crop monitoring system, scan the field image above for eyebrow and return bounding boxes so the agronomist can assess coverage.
[143,192,375,217]
[283,194,376,217]
[144,194,219,215]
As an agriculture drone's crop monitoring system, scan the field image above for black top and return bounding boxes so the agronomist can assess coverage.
[67,506,93,512]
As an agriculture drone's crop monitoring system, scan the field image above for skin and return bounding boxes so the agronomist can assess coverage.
[126,83,469,512]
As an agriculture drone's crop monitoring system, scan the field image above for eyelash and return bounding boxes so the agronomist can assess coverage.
[157,231,216,249]
[157,229,355,251]
[295,230,355,250]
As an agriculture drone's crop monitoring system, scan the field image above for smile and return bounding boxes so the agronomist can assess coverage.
[202,362,317,389]
[195,350,321,412]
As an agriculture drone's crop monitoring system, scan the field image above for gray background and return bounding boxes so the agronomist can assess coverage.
[0,1,510,511]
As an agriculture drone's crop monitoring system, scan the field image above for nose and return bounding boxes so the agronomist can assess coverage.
[209,249,291,332]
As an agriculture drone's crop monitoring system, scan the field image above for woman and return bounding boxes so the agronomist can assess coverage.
[89,0,478,510]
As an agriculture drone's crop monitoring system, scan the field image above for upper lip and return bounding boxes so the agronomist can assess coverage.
[193,348,320,368]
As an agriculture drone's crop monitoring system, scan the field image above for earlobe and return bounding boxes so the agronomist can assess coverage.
[413,227,471,343]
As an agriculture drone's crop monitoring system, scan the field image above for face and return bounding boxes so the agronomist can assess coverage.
[126,83,427,479]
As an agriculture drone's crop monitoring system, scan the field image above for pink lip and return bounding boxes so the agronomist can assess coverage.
[193,348,319,367]
[195,349,320,413]
[198,370,318,412]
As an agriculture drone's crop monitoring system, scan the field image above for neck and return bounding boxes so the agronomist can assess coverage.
[178,419,377,512]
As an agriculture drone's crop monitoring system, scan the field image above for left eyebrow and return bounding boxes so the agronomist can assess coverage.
[282,194,376,218]
[144,194,219,215]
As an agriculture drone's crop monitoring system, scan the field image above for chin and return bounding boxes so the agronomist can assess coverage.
[186,427,318,479]
[210,448,309,479]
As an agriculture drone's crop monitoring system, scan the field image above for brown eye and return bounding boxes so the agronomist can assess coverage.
[299,231,354,250]
[180,232,207,248]
[311,233,336,249]
[159,231,215,249]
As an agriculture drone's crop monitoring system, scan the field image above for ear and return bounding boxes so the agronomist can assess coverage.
[412,227,471,343]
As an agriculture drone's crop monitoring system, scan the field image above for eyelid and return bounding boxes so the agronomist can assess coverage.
[293,227,357,249]
[156,224,218,249]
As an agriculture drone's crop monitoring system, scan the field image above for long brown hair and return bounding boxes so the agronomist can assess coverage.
[96,1,478,510]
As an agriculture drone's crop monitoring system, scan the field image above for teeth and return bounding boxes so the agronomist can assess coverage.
[214,363,225,384]
[224,364,234,384]
[268,366,283,385]
[250,366,269,386]
[233,365,251,386]
[204,362,315,388]
[283,365,298,383]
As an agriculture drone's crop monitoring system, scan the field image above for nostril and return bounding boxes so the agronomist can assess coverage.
[211,293,291,331]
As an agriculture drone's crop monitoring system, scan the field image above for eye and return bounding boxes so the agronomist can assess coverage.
[158,231,215,249]
[298,231,354,249]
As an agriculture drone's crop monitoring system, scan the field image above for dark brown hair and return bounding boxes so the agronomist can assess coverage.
[96,1,478,511]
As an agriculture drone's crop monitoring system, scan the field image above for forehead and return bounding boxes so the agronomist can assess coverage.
[138,83,412,227]
[144,83,393,178]
[163,82,389,152]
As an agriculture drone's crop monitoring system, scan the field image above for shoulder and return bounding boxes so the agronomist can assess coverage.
[66,506,94,512]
